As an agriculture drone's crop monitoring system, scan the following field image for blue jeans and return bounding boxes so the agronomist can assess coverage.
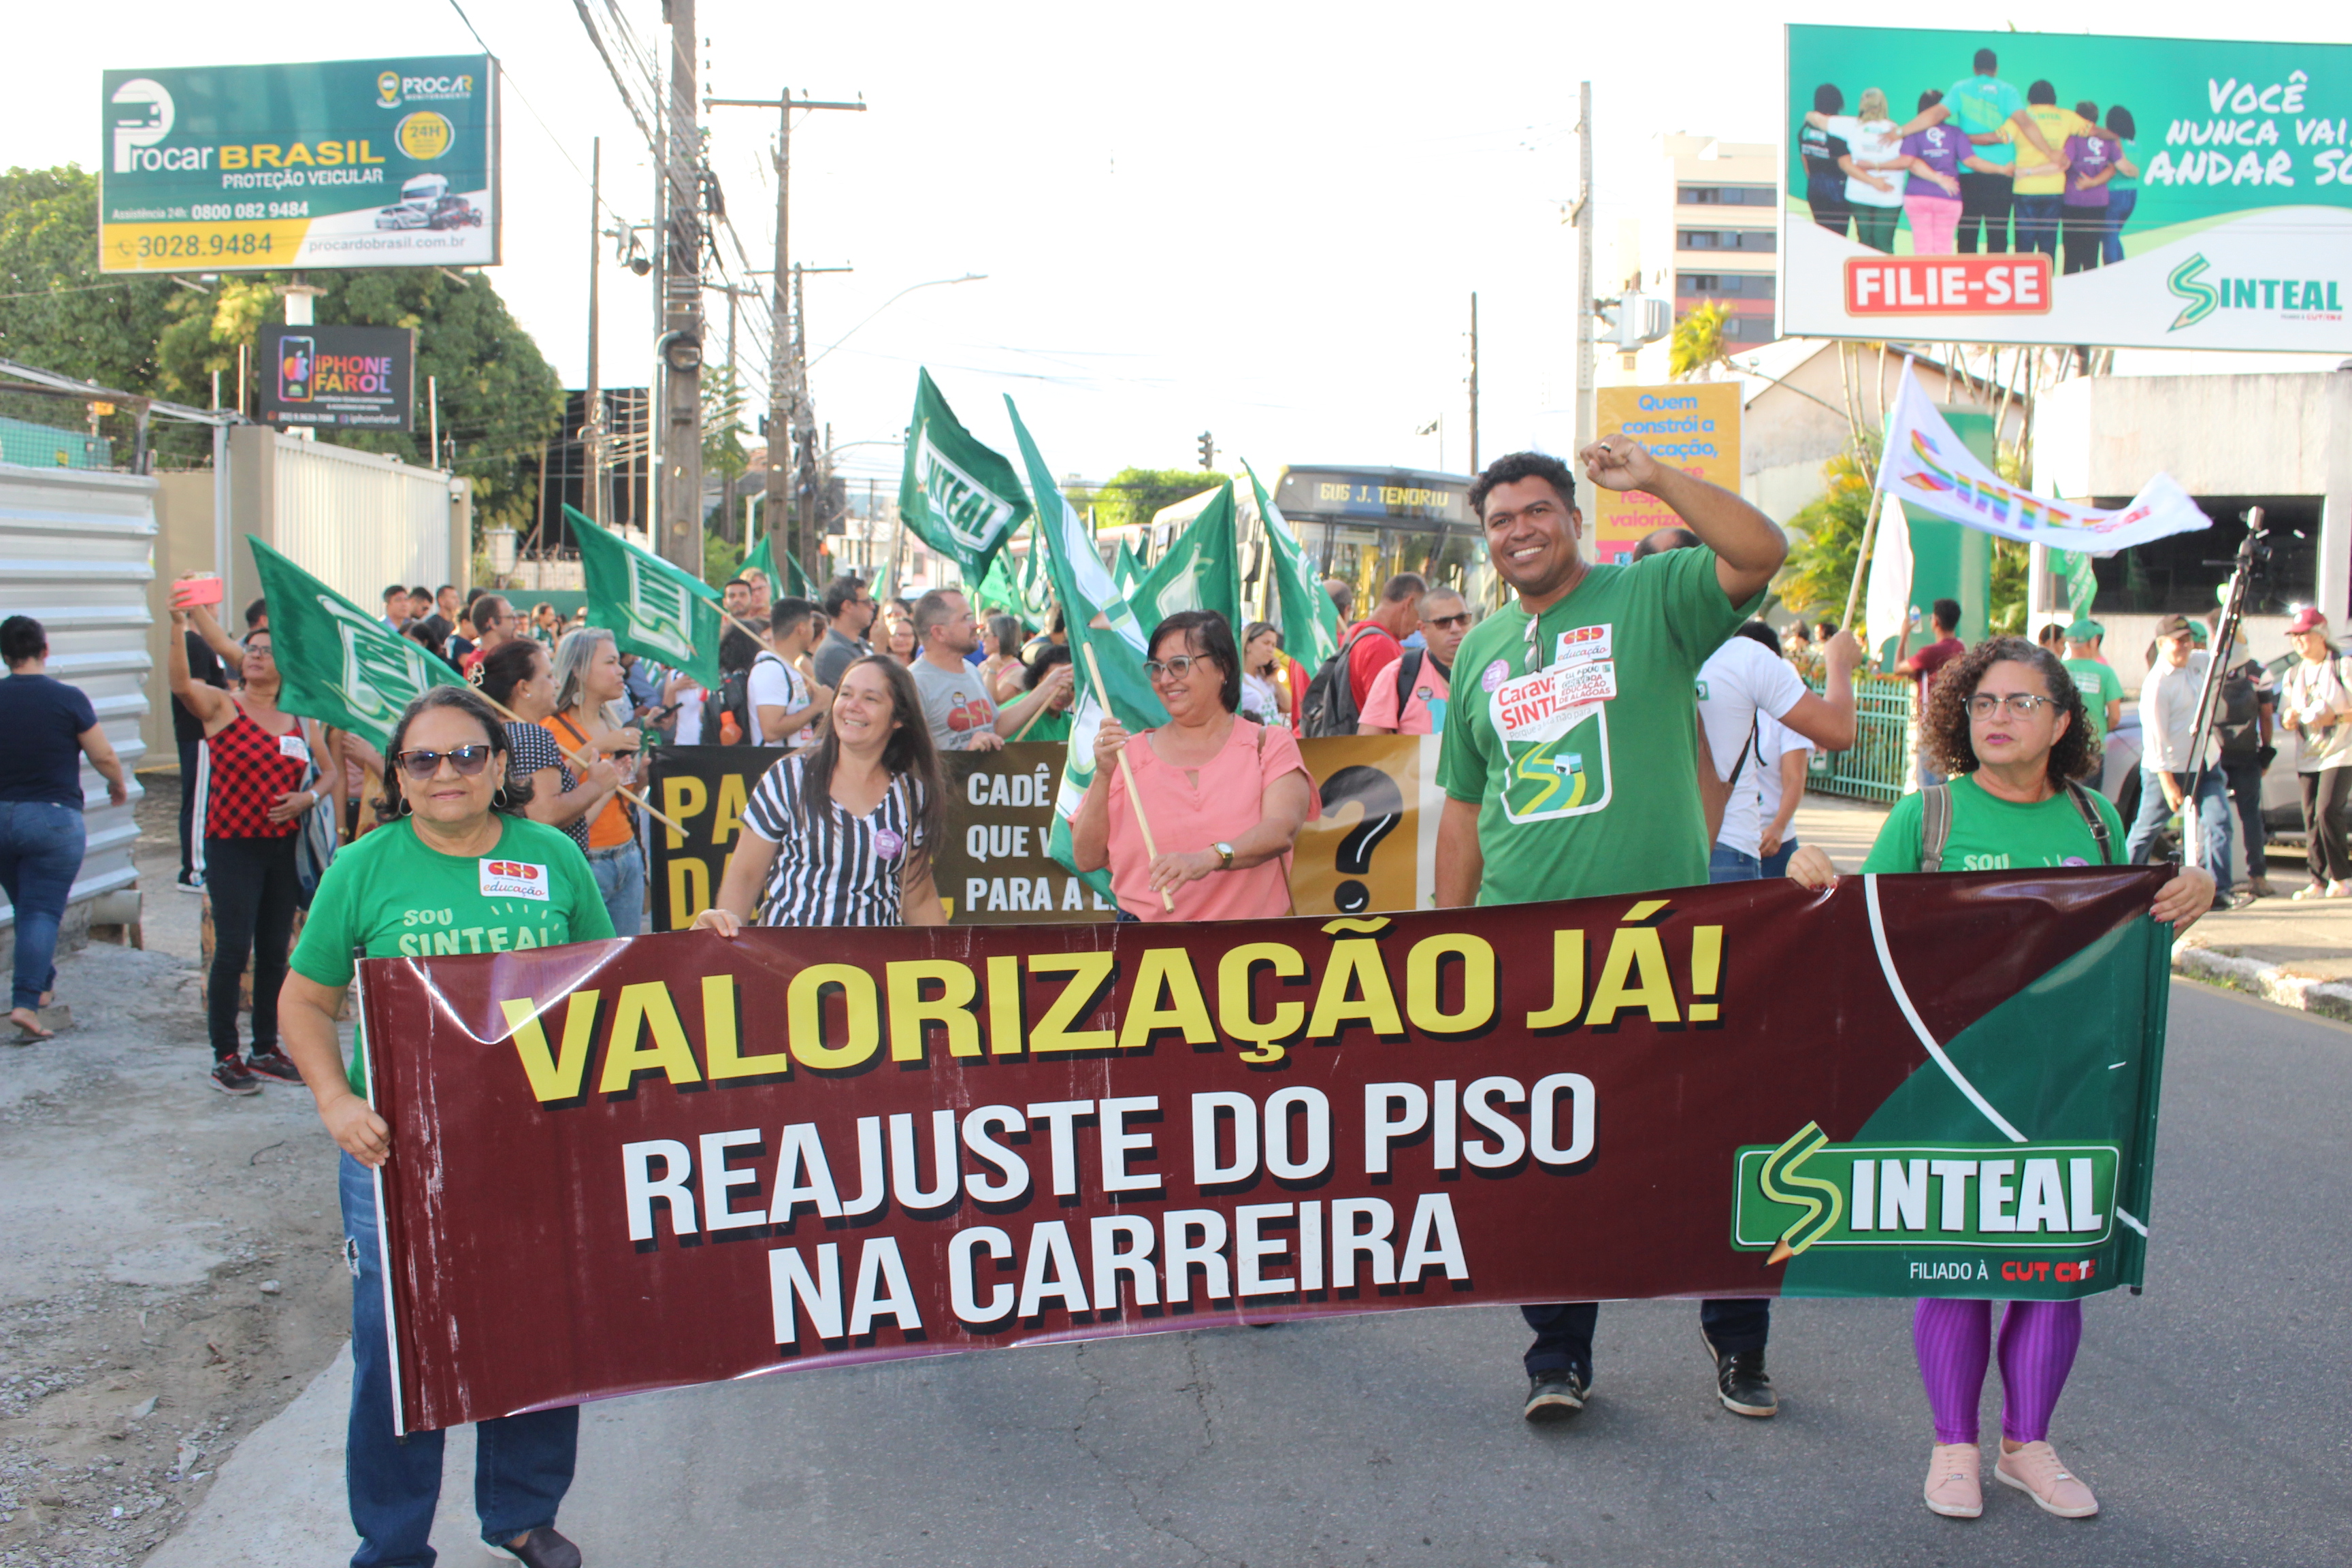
[2099,188,2138,265]
[2013,193,2063,259]
[1761,839,1798,881]
[2125,765,2231,887]
[587,842,644,937]
[342,1152,576,1567]
[0,801,84,1011]
[1708,844,1763,883]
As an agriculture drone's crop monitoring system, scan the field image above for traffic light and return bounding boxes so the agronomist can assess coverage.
[1198,431,1215,470]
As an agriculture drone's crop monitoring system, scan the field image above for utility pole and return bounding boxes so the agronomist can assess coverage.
[1467,291,1480,474]
[654,0,704,573]
[584,137,604,527]
[792,263,852,570]
[1573,80,1595,458]
[705,88,864,583]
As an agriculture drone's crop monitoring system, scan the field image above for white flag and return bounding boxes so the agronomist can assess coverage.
[1880,366,2209,553]
[1863,497,1915,668]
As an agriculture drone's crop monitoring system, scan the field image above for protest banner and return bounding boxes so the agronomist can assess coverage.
[644,738,1438,930]
[1591,385,1742,566]
[359,864,2174,1431]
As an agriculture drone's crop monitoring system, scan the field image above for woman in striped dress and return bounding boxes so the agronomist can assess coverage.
[693,655,947,932]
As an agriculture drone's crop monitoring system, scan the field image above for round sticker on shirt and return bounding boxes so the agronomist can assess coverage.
[874,828,906,860]
[1481,658,1508,693]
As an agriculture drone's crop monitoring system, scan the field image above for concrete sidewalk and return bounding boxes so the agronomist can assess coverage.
[1789,792,2352,1021]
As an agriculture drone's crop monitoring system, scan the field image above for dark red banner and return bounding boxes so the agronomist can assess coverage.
[358,867,2173,1431]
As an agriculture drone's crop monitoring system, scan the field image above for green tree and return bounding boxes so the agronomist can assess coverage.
[1081,466,1230,534]
[0,165,564,529]
[1773,442,1877,618]
[1667,300,1733,381]
[700,366,749,486]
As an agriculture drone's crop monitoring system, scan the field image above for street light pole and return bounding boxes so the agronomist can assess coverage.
[655,0,704,573]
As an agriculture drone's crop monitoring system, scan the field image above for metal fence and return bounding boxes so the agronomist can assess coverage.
[1806,672,1916,803]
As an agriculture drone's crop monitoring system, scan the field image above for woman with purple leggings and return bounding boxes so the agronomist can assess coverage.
[1786,638,2213,1521]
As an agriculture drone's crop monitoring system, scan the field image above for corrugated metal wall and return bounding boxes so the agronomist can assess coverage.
[0,464,156,927]
[265,436,453,606]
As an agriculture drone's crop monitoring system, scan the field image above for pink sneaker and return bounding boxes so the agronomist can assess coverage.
[1995,1441,2100,1518]
[1923,1443,1982,1518]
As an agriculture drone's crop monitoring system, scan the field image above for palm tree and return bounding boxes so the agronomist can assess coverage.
[1667,300,1733,380]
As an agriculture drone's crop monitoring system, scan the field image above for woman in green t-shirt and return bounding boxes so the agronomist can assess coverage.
[279,686,609,1568]
[1786,637,2210,1524]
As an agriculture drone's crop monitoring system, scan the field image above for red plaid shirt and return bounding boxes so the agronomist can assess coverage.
[205,706,307,839]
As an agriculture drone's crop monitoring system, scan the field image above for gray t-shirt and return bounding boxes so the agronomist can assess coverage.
[811,627,867,692]
[912,656,999,750]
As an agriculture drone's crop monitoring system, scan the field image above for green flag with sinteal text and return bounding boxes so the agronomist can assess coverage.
[246,536,467,749]
[1247,461,1340,670]
[1130,481,1242,637]
[566,504,722,688]
[744,534,813,602]
[1004,397,1167,902]
[899,370,1034,585]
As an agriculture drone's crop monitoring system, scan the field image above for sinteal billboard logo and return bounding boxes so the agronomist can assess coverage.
[2168,252,2346,331]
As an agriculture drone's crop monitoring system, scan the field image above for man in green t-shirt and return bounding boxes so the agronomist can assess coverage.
[1434,442,1788,1427]
[2061,619,2123,791]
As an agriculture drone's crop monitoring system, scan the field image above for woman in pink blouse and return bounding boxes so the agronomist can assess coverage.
[1071,610,1318,921]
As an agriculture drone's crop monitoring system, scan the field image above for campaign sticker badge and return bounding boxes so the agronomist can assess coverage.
[1481,658,1508,693]
[479,859,551,901]
[874,828,906,860]
[277,732,312,763]
[1554,623,1613,667]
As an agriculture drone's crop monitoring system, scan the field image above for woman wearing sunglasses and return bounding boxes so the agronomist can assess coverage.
[1784,636,2210,1523]
[277,685,608,1568]
[1070,610,1319,922]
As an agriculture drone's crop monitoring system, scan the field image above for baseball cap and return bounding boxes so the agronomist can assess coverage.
[2063,618,2102,640]
[2289,606,2328,635]
[2152,613,2194,640]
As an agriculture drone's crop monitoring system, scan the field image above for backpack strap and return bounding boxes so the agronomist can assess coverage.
[1391,648,1425,716]
[2061,779,2115,865]
[1918,783,1954,873]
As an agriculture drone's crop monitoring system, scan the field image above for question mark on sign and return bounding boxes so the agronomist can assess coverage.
[1318,765,1405,914]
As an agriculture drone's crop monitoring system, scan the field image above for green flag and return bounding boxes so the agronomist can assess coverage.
[1130,481,1242,636]
[1004,397,1167,902]
[1112,540,1145,602]
[898,369,1034,585]
[1246,461,1340,670]
[246,537,468,749]
[2061,549,2099,621]
[744,534,815,602]
[566,504,722,688]
[1013,519,1056,619]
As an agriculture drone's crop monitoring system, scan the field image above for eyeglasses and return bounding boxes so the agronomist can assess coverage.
[1143,654,1212,683]
[1965,693,2055,720]
[1426,613,1472,630]
[395,745,495,780]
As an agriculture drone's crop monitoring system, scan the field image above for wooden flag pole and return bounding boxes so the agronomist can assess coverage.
[471,689,690,837]
[1839,479,1890,635]
[1079,641,1173,913]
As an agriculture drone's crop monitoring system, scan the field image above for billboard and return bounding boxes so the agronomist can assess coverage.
[1783,26,2352,350]
[1590,383,1742,565]
[256,323,414,430]
[99,56,498,273]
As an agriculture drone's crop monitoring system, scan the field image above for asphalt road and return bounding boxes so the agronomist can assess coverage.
[439,981,2337,1568]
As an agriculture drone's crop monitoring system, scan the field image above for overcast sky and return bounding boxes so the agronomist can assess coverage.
[15,2,2352,493]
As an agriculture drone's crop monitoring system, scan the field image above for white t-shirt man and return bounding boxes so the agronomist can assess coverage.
[1754,712,1815,855]
[1697,636,1808,862]
[745,651,811,747]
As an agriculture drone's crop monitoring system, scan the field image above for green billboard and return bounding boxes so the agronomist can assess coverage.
[100,56,499,274]
[1783,26,2352,351]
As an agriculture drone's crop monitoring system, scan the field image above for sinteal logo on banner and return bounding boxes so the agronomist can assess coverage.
[2168,251,2344,331]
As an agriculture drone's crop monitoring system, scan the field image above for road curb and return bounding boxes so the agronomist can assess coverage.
[2172,942,2352,1022]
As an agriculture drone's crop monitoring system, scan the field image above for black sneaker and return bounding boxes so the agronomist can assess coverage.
[1522,1367,1588,1423]
[208,1057,261,1097]
[1703,1330,1777,1417]
[245,1050,304,1085]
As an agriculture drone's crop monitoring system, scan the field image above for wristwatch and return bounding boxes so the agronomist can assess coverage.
[1213,841,1235,871]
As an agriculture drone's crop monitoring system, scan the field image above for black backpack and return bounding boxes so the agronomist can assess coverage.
[710,651,787,746]
[1303,625,1388,738]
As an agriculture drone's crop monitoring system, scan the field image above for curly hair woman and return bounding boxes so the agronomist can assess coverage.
[1784,635,2211,1523]
[276,685,607,1567]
